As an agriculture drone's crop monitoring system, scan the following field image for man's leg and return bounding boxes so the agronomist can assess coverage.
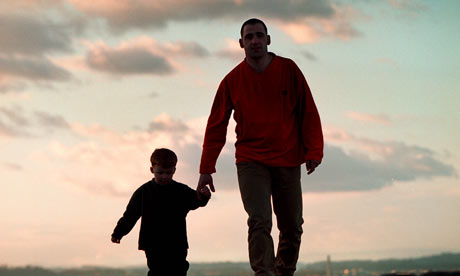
[271,166,303,276]
[237,162,276,276]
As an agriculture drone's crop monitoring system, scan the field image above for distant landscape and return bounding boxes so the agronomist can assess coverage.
[1,252,459,276]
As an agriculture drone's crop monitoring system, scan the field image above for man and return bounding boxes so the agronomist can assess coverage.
[197,18,324,276]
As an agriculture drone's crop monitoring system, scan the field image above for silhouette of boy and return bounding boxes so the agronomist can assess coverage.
[111,148,211,276]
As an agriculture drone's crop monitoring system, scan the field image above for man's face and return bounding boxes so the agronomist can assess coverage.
[239,23,271,59]
[151,165,176,185]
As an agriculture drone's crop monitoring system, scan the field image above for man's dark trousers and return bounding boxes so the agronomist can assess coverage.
[237,162,303,276]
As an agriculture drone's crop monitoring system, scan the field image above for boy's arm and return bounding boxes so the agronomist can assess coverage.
[111,189,142,243]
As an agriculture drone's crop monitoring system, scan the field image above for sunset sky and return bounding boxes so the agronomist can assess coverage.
[1,0,459,268]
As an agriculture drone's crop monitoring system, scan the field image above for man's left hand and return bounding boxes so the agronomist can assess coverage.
[306,160,321,175]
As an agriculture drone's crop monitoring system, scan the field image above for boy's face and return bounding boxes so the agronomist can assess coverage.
[150,165,176,185]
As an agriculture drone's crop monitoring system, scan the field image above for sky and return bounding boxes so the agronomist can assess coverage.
[1,0,459,268]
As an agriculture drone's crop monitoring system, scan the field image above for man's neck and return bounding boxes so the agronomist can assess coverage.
[246,53,273,73]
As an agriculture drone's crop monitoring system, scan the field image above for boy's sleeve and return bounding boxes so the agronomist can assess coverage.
[186,186,209,210]
[111,188,142,240]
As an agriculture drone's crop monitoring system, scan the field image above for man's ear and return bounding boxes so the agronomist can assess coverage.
[239,38,244,48]
[150,166,154,174]
[267,35,271,46]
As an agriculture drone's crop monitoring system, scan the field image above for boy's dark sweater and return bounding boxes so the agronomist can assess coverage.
[112,179,209,251]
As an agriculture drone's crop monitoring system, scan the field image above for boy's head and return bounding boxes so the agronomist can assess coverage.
[150,148,177,185]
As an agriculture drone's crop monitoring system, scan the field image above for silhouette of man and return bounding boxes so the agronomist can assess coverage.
[197,18,324,276]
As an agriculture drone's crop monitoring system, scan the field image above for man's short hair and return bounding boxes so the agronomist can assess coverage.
[150,148,177,168]
[240,18,268,37]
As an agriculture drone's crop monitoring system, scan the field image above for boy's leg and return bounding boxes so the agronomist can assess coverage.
[237,162,276,276]
[145,250,158,276]
[271,166,303,276]
[145,248,189,276]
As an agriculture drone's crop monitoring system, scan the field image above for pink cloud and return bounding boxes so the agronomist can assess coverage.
[279,22,321,43]
[376,58,400,69]
[346,111,392,125]
[37,113,207,197]
[0,76,27,93]
[276,4,364,44]
[216,38,244,61]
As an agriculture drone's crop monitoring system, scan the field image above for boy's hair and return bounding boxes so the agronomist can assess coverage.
[240,18,268,37]
[150,148,177,168]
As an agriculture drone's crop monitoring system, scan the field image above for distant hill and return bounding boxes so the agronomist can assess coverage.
[302,252,460,273]
[1,253,459,276]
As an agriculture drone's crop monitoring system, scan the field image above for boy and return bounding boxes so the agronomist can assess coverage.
[111,148,211,276]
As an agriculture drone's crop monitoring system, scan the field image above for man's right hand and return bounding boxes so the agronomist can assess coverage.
[197,174,215,200]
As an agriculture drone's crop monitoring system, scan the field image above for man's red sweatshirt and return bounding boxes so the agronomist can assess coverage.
[200,54,324,174]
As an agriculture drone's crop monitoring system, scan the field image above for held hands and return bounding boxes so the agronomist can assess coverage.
[197,174,215,201]
[197,185,212,200]
[306,160,321,175]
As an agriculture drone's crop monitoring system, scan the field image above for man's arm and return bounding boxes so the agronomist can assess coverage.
[198,79,233,190]
[292,61,324,174]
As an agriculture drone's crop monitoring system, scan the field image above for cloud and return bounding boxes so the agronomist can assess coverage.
[376,58,400,69]
[0,106,31,138]
[67,0,361,43]
[0,106,29,127]
[148,113,189,132]
[277,4,363,43]
[69,0,335,32]
[85,37,209,75]
[0,78,27,93]
[0,0,62,11]
[0,121,20,138]
[0,12,79,56]
[1,162,23,171]
[346,111,392,125]
[387,0,426,13]
[86,44,173,75]
[0,56,72,81]
[304,143,455,192]
[0,11,81,92]
[34,111,70,129]
[216,39,244,61]
[0,107,71,138]
[163,41,210,57]
[34,114,457,198]
[35,115,205,197]
[301,50,318,61]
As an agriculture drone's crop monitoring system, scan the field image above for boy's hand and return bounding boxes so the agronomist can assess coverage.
[111,236,121,244]
[197,186,211,200]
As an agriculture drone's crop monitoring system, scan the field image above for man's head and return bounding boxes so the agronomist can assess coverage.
[239,18,270,60]
[150,148,177,185]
